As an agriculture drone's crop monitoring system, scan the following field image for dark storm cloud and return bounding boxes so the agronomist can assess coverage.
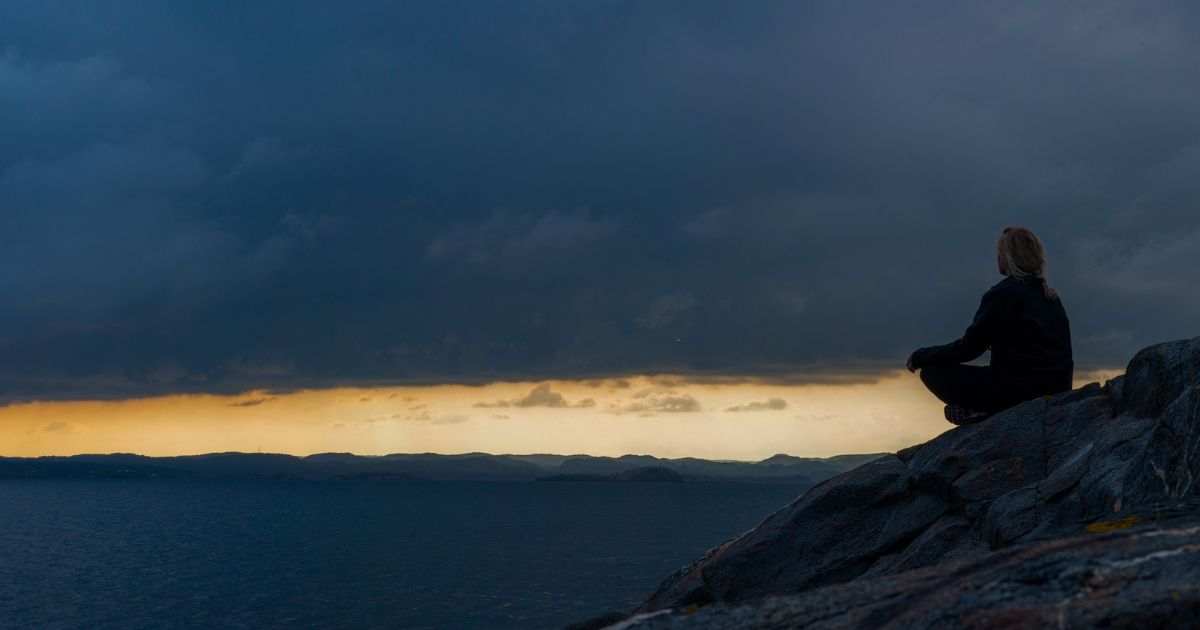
[2,1,1200,402]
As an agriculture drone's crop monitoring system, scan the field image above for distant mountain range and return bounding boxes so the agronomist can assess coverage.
[0,451,887,484]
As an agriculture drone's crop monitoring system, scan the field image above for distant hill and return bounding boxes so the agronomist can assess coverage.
[0,450,887,483]
[537,466,688,483]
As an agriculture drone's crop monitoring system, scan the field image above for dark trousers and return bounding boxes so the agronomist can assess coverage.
[919,364,1042,412]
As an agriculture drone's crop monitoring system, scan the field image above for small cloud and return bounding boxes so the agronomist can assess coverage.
[358,396,373,403]
[473,383,594,409]
[492,385,562,407]
[365,412,418,423]
[613,392,702,415]
[43,421,72,432]
[491,414,510,419]
[642,395,701,412]
[631,386,673,399]
[365,411,469,425]
[581,377,632,390]
[725,397,790,412]
[228,396,276,408]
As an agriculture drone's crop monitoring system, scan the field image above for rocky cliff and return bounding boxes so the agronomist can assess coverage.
[593,336,1200,628]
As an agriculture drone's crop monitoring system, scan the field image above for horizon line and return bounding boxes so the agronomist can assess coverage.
[1,448,893,462]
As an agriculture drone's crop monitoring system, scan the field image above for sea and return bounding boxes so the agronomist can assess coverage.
[0,479,804,629]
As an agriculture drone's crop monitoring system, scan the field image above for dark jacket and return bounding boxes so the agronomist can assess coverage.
[911,275,1073,395]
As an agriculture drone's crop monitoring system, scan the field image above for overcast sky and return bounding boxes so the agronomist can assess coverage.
[2,1,1199,403]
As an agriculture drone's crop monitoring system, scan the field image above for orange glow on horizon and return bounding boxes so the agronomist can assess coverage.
[0,369,1122,460]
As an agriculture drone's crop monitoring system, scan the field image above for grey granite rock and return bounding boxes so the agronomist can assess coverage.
[616,505,1200,629]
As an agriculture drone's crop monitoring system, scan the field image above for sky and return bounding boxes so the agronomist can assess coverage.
[1,2,1197,457]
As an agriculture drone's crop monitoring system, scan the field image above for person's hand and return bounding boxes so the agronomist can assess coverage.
[906,353,915,373]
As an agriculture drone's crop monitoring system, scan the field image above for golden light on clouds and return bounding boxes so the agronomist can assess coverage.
[0,370,1122,459]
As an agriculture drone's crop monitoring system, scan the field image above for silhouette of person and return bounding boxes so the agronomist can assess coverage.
[907,226,1073,424]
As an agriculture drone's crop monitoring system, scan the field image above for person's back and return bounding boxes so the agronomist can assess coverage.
[987,274,1073,397]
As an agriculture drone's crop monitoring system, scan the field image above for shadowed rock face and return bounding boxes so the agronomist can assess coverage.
[615,505,1200,629]
[619,336,1200,624]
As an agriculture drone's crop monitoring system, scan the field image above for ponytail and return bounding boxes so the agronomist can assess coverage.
[1039,276,1058,301]
[998,226,1058,301]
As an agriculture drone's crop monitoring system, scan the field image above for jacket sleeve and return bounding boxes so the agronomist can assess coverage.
[911,283,1011,369]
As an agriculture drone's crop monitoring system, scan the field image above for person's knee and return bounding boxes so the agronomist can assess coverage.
[918,365,954,404]
[919,364,943,388]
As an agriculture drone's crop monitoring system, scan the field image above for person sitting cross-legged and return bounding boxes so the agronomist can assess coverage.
[907,225,1074,425]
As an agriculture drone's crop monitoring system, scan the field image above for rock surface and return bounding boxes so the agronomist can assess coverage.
[604,336,1200,627]
[616,503,1200,629]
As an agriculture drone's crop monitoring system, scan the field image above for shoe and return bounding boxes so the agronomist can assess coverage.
[944,404,990,426]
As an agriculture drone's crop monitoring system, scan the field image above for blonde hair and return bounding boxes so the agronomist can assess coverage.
[997,225,1058,300]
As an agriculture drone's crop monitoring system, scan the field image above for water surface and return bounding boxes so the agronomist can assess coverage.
[0,479,803,628]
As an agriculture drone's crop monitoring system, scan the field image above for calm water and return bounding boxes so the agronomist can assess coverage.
[0,479,803,629]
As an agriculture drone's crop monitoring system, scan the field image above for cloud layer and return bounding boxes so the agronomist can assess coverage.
[3,2,1200,401]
